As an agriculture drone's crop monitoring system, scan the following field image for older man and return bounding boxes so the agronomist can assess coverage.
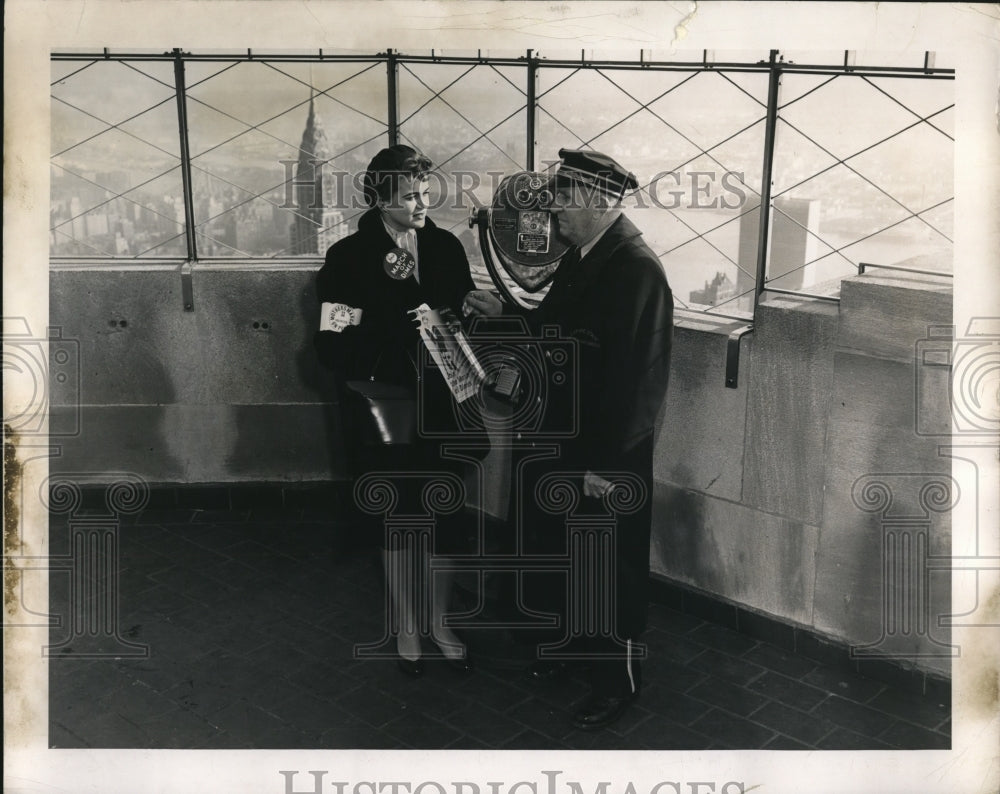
[466,149,673,730]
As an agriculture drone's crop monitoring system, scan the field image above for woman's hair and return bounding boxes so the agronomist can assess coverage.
[362,145,434,208]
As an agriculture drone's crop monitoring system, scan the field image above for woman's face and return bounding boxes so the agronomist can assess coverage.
[380,175,430,231]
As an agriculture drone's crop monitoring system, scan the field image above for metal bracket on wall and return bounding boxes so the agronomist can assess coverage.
[725,324,754,388]
[181,263,194,312]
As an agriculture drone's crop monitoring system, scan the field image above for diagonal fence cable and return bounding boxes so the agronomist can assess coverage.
[51,224,135,257]
[702,284,762,313]
[119,60,178,90]
[184,61,243,91]
[398,63,525,171]
[397,61,481,127]
[593,69,761,194]
[50,161,185,239]
[51,94,179,160]
[185,61,386,168]
[177,63,390,247]
[662,116,766,187]
[50,68,186,237]
[642,114,770,284]
[773,73,842,112]
[531,69,767,316]
[716,70,771,109]
[488,62,529,98]
[772,104,955,248]
[50,59,195,238]
[557,69,768,286]
[50,59,101,87]
[760,195,956,286]
[184,62,385,160]
[189,129,389,251]
[397,60,533,235]
[533,68,593,154]
[264,60,387,127]
[50,60,291,255]
[535,67,584,102]
[430,104,529,172]
[859,75,955,141]
[724,80,957,278]
[49,49,954,293]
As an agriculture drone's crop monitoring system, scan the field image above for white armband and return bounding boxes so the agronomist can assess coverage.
[320,302,363,333]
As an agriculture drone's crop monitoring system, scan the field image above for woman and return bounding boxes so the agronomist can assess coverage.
[314,144,481,676]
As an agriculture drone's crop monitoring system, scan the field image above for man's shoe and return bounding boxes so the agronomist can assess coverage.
[572,692,636,731]
[525,659,571,684]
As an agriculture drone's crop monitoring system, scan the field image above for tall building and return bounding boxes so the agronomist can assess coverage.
[290,94,345,255]
[736,196,822,310]
[689,271,737,307]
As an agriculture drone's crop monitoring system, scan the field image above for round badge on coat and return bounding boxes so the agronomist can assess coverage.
[383,248,416,280]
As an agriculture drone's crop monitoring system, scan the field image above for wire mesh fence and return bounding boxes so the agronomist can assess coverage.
[50,49,954,319]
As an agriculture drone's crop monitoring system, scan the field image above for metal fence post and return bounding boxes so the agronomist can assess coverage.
[171,48,198,308]
[526,49,538,170]
[171,48,197,264]
[387,48,399,146]
[754,49,782,311]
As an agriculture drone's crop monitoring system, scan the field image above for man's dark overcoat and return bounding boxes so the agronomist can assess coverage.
[524,212,673,642]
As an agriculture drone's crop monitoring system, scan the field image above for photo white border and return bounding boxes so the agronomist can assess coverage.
[5,2,999,793]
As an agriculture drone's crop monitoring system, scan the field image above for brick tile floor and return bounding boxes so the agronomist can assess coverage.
[48,508,952,750]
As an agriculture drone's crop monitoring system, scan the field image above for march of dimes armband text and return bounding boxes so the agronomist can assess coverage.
[320,302,363,333]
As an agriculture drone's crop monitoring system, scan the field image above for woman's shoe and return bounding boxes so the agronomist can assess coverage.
[445,650,474,674]
[432,634,474,673]
[396,656,424,677]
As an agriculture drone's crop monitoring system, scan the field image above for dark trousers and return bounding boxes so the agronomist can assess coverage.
[517,439,654,698]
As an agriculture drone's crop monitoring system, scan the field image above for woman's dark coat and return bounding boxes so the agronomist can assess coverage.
[314,208,480,549]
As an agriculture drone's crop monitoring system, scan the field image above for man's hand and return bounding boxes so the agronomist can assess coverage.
[462,289,504,317]
[583,470,614,498]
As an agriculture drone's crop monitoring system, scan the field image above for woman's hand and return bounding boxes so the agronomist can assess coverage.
[462,289,504,317]
[584,471,615,498]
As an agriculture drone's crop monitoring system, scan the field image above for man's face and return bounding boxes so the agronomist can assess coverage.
[381,175,430,230]
[550,181,603,246]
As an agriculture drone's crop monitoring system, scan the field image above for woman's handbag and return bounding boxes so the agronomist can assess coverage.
[343,351,418,446]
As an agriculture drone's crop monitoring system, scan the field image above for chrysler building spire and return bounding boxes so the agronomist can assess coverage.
[290,88,343,255]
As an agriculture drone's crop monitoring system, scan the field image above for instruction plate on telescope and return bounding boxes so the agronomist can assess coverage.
[517,233,549,254]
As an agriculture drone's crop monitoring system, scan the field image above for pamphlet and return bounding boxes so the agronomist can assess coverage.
[409,303,486,403]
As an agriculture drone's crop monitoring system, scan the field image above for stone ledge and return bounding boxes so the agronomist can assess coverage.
[838,270,953,363]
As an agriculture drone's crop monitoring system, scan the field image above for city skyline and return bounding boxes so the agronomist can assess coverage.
[50,51,953,310]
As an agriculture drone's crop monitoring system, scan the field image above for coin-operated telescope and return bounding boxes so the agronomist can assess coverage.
[469,171,571,310]
[465,171,575,403]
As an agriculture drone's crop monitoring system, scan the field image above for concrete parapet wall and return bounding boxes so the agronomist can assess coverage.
[49,265,343,482]
[652,271,953,676]
[49,265,954,674]
[742,294,838,525]
[653,315,752,502]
